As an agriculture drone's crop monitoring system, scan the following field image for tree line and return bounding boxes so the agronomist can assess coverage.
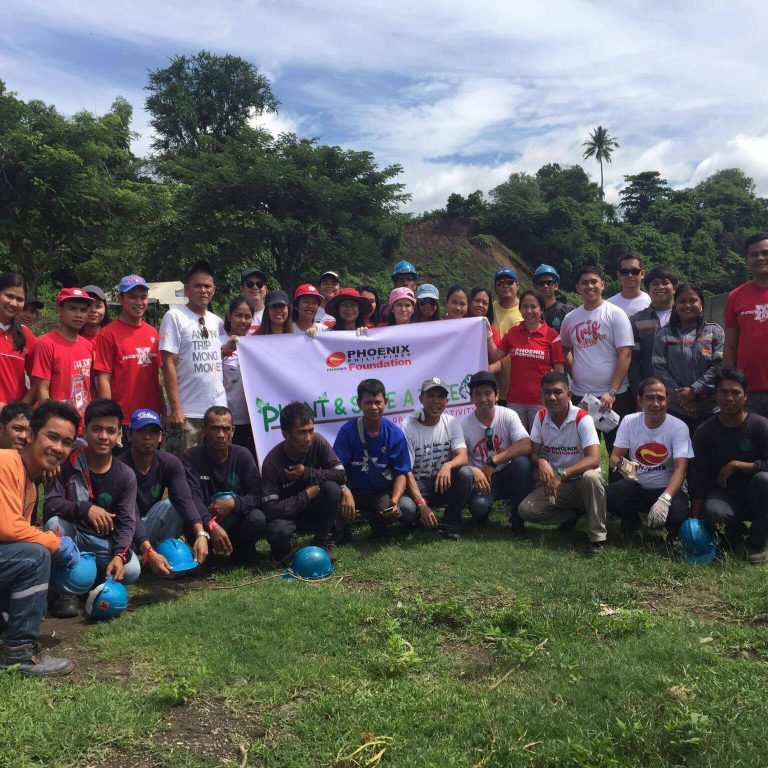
[1,50,766,301]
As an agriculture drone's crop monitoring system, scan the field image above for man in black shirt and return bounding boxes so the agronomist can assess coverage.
[119,409,209,575]
[183,406,265,565]
[261,402,345,562]
[692,368,768,563]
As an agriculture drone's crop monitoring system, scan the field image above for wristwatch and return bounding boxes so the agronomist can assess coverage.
[659,492,672,502]
[556,468,568,481]
[608,389,619,398]
[485,456,497,468]
[196,530,211,540]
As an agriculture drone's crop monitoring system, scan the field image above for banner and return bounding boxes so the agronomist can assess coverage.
[238,317,489,466]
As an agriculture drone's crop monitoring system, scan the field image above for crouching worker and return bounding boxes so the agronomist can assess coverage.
[607,377,692,540]
[43,399,140,617]
[518,372,607,554]
[119,409,209,575]
[0,401,80,676]
[183,406,265,565]
[460,371,533,533]
[261,402,345,563]
[400,377,474,538]
[333,379,416,539]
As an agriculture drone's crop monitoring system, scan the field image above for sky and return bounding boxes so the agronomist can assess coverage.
[2,1,767,212]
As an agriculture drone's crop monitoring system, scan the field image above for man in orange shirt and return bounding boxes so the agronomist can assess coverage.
[0,400,81,676]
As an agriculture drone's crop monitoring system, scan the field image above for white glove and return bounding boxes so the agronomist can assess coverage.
[355,326,368,337]
[305,325,318,338]
[646,494,671,528]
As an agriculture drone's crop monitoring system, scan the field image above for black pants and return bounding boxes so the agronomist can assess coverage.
[227,507,267,564]
[606,479,689,536]
[265,481,340,559]
[399,466,475,532]
[699,473,768,550]
[353,487,420,537]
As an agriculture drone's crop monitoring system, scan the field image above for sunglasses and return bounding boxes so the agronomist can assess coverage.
[496,279,517,286]
[619,268,642,277]
[534,280,555,287]
[198,316,209,339]
[245,280,266,289]
[418,299,438,306]
[484,427,494,452]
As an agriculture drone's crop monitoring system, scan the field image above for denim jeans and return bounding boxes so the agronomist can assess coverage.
[400,466,474,532]
[0,542,51,645]
[141,499,185,544]
[43,517,141,586]
[468,455,534,523]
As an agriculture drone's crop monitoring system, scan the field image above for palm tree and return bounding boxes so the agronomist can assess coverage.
[582,126,619,196]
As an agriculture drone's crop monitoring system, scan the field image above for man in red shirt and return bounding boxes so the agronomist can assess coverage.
[94,275,163,444]
[30,288,94,426]
[724,233,768,417]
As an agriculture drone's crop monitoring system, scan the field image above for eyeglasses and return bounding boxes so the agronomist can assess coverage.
[245,280,266,289]
[484,427,494,452]
[418,299,438,306]
[619,268,642,277]
[198,316,209,339]
[534,280,555,287]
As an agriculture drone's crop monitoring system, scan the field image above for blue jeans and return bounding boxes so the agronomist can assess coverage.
[141,499,185,544]
[468,456,534,523]
[43,517,141,586]
[0,542,51,645]
[400,466,474,532]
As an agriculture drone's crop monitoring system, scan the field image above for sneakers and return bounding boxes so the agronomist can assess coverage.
[50,595,79,619]
[436,525,461,541]
[747,546,768,565]
[0,643,73,677]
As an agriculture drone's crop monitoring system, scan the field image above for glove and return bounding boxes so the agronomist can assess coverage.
[647,494,671,529]
[52,535,81,570]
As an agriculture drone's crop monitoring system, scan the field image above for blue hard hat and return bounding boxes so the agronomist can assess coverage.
[50,552,97,596]
[678,518,717,564]
[290,546,333,580]
[86,577,129,620]
[533,264,561,283]
[392,260,418,279]
[156,538,198,573]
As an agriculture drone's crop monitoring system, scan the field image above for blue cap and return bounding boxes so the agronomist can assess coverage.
[416,283,439,301]
[129,409,162,430]
[533,264,560,283]
[118,274,149,293]
[494,267,518,281]
[392,260,418,279]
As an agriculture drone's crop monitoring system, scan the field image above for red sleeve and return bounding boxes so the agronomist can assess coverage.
[93,328,116,374]
[723,288,737,330]
[29,337,54,381]
[497,328,511,354]
[549,327,565,365]
[23,328,37,375]
[491,326,500,345]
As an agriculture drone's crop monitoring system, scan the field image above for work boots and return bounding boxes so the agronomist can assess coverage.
[0,642,73,677]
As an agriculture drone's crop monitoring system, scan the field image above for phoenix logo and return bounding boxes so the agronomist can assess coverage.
[637,442,669,466]
[326,352,346,368]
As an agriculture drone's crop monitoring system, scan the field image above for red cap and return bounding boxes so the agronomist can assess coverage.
[293,284,323,302]
[56,287,95,305]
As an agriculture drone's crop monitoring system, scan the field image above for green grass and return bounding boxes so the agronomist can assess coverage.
[4,516,768,767]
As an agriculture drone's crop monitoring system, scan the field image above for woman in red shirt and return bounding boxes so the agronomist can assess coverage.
[0,273,36,408]
[487,289,565,430]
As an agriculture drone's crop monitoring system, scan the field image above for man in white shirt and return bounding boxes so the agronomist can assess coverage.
[518,372,607,554]
[160,260,227,456]
[607,377,692,539]
[314,270,340,328]
[607,254,651,317]
[240,268,268,326]
[460,371,532,534]
[400,377,474,537]
[560,265,635,465]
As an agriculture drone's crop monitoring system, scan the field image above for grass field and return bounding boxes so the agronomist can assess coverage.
[3,509,768,768]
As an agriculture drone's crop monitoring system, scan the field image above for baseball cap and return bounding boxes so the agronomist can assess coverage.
[294,284,323,302]
[118,274,149,294]
[242,268,267,283]
[265,289,290,307]
[468,371,498,391]
[319,271,340,282]
[129,409,163,430]
[82,285,107,302]
[533,264,560,283]
[494,267,518,282]
[420,376,449,395]
[24,293,43,310]
[56,287,94,305]
[184,260,215,281]
[416,284,439,301]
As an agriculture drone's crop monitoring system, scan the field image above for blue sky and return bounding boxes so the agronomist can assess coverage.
[2,1,767,211]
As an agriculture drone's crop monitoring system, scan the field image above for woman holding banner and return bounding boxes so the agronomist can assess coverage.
[358,285,381,327]
[444,285,470,320]
[414,284,441,323]
[386,287,416,326]
[325,288,372,332]
[468,287,502,375]
[258,290,293,335]
[292,284,329,335]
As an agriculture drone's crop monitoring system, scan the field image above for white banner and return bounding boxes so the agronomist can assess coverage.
[238,318,489,466]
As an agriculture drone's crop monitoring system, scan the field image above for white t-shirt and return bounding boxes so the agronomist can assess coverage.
[159,305,227,418]
[461,407,529,469]
[608,291,651,317]
[217,308,263,337]
[402,412,466,481]
[530,405,599,471]
[613,412,692,490]
[314,306,336,329]
[219,333,248,425]
[291,321,329,335]
[560,301,634,396]
[656,309,672,327]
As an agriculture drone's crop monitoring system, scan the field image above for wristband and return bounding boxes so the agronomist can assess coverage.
[117,548,130,564]
[416,497,426,507]
[142,546,155,565]
[205,517,218,533]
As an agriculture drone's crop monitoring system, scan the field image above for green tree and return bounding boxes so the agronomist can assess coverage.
[582,126,620,195]
[619,171,669,224]
[536,163,601,204]
[145,51,279,155]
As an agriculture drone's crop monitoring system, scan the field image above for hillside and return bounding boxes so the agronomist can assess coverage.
[399,216,533,290]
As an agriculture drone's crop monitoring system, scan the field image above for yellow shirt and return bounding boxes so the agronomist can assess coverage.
[492,300,523,402]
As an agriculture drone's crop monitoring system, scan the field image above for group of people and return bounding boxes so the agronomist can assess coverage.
[1,232,768,678]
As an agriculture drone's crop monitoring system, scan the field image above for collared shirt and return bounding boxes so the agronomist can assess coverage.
[530,404,599,471]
